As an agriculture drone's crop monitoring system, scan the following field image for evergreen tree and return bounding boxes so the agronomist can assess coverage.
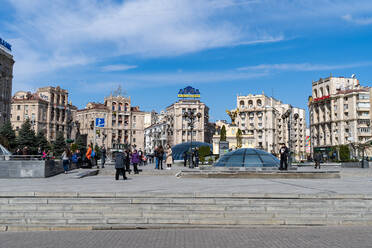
[0,120,16,150]
[16,119,37,153]
[220,125,227,141]
[339,145,350,162]
[53,131,66,156]
[35,131,49,151]
[236,128,242,148]
[76,134,86,153]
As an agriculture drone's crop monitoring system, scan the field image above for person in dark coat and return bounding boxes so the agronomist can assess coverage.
[183,150,188,167]
[115,150,127,180]
[314,152,322,169]
[101,146,107,168]
[125,149,131,174]
[156,146,164,170]
[279,143,289,170]
[193,147,200,168]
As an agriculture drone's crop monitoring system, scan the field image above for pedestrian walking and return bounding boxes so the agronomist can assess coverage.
[86,144,93,168]
[61,148,71,174]
[314,152,322,169]
[165,144,173,170]
[115,150,127,180]
[138,148,143,166]
[154,146,159,169]
[101,146,107,168]
[279,143,289,170]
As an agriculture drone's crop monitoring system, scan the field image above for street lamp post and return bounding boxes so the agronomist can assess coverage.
[281,107,299,168]
[183,109,202,168]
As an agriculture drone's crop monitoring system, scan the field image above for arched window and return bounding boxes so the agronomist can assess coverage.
[319,87,324,97]
[326,86,330,96]
[248,100,253,108]
[313,89,318,98]
[239,100,245,108]
[124,103,129,112]
[112,102,117,111]
[119,103,123,111]
[257,99,262,107]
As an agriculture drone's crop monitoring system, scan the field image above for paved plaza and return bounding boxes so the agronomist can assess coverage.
[1,227,372,248]
[0,165,372,195]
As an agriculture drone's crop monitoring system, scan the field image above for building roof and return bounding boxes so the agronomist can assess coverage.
[12,92,48,104]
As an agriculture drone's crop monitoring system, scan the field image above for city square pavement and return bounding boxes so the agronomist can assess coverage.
[1,227,372,248]
[0,164,372,195]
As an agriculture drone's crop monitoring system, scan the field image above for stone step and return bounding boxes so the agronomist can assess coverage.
[1,194,372,230]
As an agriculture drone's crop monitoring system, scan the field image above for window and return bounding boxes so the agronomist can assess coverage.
[344,104,348,110]
[133,116,136,122]
[359,94,370,100]
[17,105,20,110]
[133,138,136,142]
[358,102,370,108]
[17,116,20,121]
[257,99,262,107]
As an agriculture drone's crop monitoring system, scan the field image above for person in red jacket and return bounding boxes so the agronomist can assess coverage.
[86,144,92,168]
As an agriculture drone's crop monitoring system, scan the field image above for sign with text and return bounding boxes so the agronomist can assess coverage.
[178,86,200,98]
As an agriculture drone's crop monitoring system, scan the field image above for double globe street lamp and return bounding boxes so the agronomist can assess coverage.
[183,109,202,168]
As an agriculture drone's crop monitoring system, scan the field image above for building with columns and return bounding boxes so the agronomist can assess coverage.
[308,76,371,157]
[0,41,14,126]
[213,93,307,160]
[11,86,76,140]
[165,99,211,146]
[74,94,147,151]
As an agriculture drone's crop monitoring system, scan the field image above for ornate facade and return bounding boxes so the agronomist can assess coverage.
[213,93,307,160]
[11,86,76,140]
[0,46,14,126]
[74,94,147,151]
[309,76,372,155]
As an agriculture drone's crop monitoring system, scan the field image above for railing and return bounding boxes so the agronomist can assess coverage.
[0,155,44,161]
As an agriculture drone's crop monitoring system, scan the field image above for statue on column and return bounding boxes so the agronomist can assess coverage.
[226,109,239,126]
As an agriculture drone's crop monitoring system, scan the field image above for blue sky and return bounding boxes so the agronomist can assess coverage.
[1,0,372,121]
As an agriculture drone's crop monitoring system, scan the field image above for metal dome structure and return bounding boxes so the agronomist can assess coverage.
[215,148,279,167]
[172,142,212,160]
[0,144,11,156]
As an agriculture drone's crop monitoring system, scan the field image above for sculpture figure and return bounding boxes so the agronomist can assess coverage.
[226,109,239,126]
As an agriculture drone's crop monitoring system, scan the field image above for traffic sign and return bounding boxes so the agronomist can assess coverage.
[95,118,105,128]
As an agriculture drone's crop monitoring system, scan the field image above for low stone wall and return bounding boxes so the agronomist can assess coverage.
[0,192,372,231]
[0,160,76,178]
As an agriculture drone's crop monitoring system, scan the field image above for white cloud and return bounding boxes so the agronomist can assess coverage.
[72,70,268,93]
[101,64,138,72]
[342,14,372,25]
[237,62,372,72]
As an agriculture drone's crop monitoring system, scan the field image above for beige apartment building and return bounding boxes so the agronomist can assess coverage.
[11,86,76,140]
[75,94,147,151]
[213,93,307,160]
[0,45,14,126]
[165,99,211,147]
[309,76,372,156]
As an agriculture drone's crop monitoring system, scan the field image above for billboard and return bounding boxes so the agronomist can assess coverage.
[178,86,200,98]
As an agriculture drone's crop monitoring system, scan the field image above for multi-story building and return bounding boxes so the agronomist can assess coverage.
[0,40,14,126]
[74,94,147,151]
[11,86,75,140]
[144,111,169,154]
[309,76,371,157]
[166,99,211,146]
[213,93,307,160]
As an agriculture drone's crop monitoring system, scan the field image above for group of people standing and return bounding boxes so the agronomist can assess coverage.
[152,145,173,170]
[183,147,200,168]
[114,148,142,180]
